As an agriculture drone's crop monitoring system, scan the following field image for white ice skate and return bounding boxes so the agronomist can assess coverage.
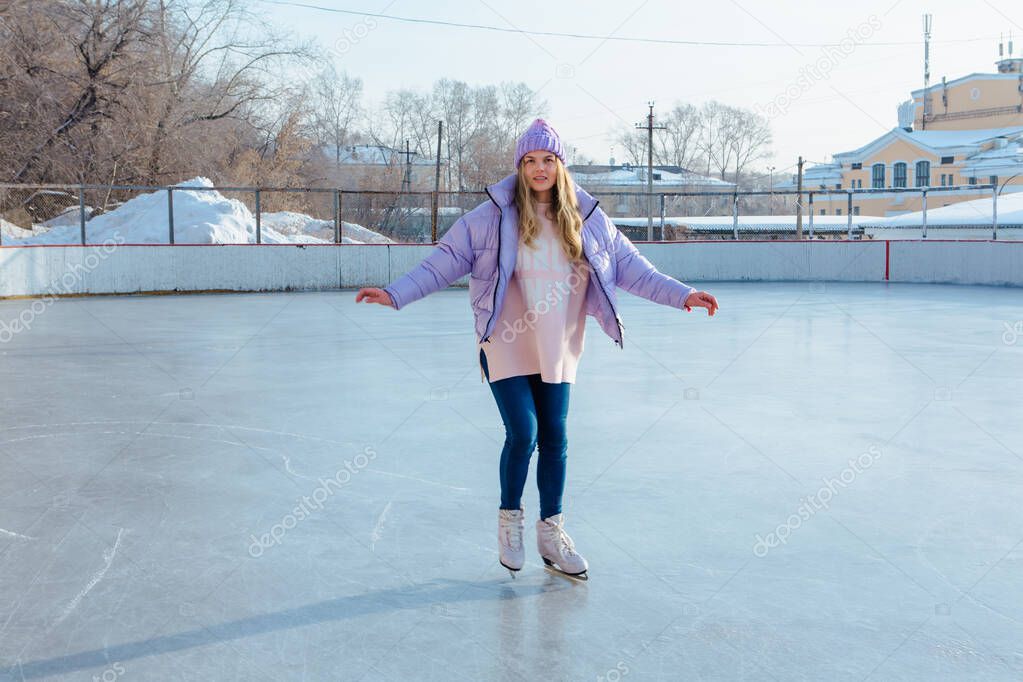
[536,513,588,581]
[498,506,526,577]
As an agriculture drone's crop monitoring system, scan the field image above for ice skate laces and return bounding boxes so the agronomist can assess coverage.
[545,518,578,557]
[500,511,523,550]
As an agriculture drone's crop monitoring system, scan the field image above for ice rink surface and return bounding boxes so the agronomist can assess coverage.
[0,282,1021,681]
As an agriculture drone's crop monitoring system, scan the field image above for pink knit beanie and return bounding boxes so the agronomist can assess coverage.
[514,118,566,168]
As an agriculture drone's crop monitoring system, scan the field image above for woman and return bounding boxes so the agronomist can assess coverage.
[357,119,718,579]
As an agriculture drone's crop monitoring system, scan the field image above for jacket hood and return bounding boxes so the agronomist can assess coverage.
[485,172,599,220]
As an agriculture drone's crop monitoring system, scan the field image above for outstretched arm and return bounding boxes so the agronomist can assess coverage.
[611,219,718,316]
[380,217,474,311]
[611,220,697,309]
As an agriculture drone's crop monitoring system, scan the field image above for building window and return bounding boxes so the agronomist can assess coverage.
[836,208,842,216]
[871,163,885,189]
[990,175,999,186]
[835,183,842,189]
[940,155,954,165]
[819,208,826,215]
[893,162,907,188]
[915,161,930,187]
[969,176,978,185]
[853,206,860,216]
[851,162,862,170]
[652,172,662,180]
[940,174,947,186]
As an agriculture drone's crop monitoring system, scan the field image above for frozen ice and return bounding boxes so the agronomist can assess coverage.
[0,282,1020,680]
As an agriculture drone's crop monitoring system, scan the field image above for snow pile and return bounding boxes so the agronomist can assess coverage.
[1,217,35,241]
[260,211,392,244]
[3,177,391,245]
[38,205,97,228]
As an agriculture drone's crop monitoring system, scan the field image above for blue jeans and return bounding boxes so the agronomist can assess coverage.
[480,347,571,520]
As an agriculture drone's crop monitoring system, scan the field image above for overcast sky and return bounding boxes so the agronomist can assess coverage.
[257,0,1021,177]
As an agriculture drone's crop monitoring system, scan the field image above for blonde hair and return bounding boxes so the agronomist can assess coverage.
[514,157,584,263]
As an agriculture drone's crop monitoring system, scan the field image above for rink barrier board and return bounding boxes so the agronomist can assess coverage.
[1,240,1021,298]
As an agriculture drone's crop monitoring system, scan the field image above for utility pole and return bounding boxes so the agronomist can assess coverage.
[433,121,443,242]
[795,156,804,239]
[636,102,666,240]
[398,139,416,193]
[922,14,932,130]
[767,165,776,216]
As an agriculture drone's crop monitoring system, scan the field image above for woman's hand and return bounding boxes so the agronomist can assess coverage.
[356,287,394,308]
[683,291,719,316]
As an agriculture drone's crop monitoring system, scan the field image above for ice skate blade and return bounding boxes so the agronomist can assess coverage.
[542,558,588,582]
[500,561,522,579]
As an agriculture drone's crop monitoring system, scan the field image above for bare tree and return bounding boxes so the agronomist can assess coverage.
[655,103,703,170]
[729,109,772,184]
[611,126,646,166]
[699,101,737,181]
[311,64,363,166]
[370,87,433,159]
[498,81,545,149]
[432,79,474,191]
[6,0,149,183]
[139,0,316,183]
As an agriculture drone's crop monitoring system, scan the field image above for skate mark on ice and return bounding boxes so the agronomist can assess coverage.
[363,468,471,492]
[0,528,35,541]
[281,455,316,481]
[52,527,126,628]
[370,501,392,550]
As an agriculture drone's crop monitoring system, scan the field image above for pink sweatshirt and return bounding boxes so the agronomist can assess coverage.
[478,200,591,384]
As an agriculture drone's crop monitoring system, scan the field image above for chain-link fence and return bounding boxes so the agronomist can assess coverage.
[0,182,1015,246]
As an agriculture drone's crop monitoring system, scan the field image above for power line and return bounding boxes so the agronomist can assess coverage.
[258,1,998,49]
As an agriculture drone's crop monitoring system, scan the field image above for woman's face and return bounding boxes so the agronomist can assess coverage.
[520,151,558,194]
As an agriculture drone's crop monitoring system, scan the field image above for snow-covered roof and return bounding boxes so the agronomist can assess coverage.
[570,165,733,188]
[613,214,877,232]
[323,144,438,166]
[834,126,1023,161]
[909,71,1023,97]
[775,163,843,190]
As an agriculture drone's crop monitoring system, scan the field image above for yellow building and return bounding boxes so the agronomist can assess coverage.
[781,56,1023,217]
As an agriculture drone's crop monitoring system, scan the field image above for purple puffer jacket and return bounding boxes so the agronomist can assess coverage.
[382,172,697,349]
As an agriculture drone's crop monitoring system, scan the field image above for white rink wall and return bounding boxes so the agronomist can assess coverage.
[0,240,1020,297]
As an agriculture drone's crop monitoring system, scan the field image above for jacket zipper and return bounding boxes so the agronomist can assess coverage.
[580,199,625,349]
[482,187,502,343]
[480,191,623,349]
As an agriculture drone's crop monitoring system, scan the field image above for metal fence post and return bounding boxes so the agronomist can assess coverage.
[732,192,739,240]
[333,189,341,244]
[992,185,998,240]
[431,189,438,244]
[659,193,665,241]
[847,191,853,239]
[254,188,261,244]
[167,188,175,244]
[922,189,928,239]
[808,191,815,239]
[80,185,87,245]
